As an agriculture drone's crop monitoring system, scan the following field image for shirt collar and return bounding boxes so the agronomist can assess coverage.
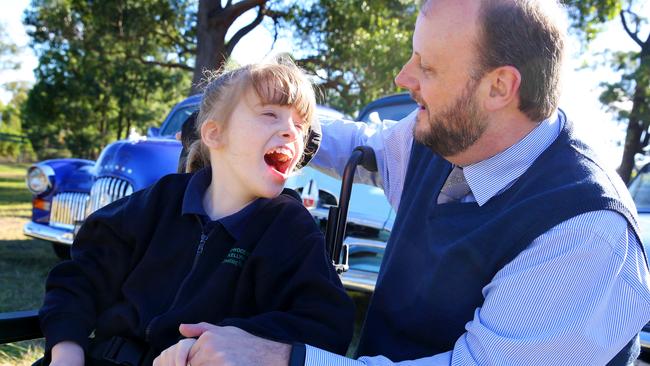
[182,167,268,240]
[462,110,564,206]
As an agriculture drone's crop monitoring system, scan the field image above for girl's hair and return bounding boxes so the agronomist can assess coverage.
[185,58,317,173]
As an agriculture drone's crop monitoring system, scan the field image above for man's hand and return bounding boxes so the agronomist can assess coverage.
[50,341,84,366]
[153,338,197,366]
[181,323,291,366]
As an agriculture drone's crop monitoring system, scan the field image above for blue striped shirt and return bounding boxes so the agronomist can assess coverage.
[308,110,650,365]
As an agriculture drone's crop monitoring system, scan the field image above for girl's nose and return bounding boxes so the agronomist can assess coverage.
[279,118,299,140]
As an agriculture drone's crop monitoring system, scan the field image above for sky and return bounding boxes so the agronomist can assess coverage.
[0,0,648,168]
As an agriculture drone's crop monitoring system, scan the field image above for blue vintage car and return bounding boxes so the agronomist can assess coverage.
[23,93,417,292]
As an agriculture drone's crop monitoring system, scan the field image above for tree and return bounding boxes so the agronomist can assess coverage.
[0,22,20,71]
[23,0,193,158]
[191,0,290,94]
[289,0,417,115]
[563,0,649,183]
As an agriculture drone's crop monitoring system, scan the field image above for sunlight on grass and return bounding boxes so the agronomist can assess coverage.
[0,340,44,366]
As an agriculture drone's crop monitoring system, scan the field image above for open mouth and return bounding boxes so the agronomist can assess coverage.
[264,146,295,175]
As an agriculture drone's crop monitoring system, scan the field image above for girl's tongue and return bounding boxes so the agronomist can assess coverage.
[264,149,293,174]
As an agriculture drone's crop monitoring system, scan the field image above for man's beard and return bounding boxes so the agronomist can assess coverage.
[413,78,488,157]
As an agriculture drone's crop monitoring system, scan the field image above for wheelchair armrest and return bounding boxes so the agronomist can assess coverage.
[0,309,42,344]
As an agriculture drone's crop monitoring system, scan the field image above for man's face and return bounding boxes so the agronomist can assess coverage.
[395,1,488,157]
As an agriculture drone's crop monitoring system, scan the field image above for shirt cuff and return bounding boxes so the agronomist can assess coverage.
[290,343,306,366]
[305,344,365,366]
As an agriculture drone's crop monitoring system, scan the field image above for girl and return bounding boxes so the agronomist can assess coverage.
[40,59,354,366]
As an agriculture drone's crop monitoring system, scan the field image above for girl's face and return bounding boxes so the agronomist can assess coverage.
[209,90,307,203]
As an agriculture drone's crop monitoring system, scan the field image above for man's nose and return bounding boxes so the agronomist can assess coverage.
[395,64,418,91]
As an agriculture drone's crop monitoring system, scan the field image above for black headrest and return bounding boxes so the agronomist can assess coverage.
[295,117,321,170]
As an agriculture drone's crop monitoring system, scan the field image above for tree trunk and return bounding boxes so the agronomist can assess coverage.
[190,0,229,95]
[617,67,648,184]
[618,112,643,184]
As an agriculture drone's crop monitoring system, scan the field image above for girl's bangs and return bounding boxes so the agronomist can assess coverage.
[251,64,315,124]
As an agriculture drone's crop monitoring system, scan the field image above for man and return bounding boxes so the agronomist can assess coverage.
[155,0,650,365]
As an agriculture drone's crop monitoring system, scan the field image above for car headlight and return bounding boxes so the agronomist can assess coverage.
[26,165,53,194]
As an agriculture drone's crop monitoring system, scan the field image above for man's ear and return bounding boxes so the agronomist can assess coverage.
[483,65,521,111]
[201,120,224,149]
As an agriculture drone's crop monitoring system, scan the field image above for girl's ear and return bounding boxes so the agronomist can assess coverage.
[201,120,224,149]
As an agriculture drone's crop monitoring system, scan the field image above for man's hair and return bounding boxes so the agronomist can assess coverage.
[422,0,566,122]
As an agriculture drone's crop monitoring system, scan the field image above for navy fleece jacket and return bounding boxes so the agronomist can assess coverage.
[39,173,354,357]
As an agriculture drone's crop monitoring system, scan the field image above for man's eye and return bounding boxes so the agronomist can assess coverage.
[419,64,433,74]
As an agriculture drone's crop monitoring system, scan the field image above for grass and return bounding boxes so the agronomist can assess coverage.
[0,162,56,365]
[0,163,31,219]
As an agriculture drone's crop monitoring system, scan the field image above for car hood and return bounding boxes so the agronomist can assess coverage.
[95,138,182,191]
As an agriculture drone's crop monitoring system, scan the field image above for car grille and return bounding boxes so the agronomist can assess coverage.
[48,177,133,230]
[86,177,134,216]
[49,192,90,230]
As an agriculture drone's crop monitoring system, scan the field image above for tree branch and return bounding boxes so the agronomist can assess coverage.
[225,4,266,55]
[225,0,266,24]
[620,10,644,48]
[138,56,194,71]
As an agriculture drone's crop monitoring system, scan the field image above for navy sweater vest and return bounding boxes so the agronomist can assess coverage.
[356,119,642,363]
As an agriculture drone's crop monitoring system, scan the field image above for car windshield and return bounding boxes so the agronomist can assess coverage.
[629,168,650,212]
[159,105,199,136]
[359,103,417,123]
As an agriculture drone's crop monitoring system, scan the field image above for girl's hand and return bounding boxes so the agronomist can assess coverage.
[50,341,84,366]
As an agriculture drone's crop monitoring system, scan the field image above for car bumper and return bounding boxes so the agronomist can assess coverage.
[23,221,73,245]
[641,329,650,351]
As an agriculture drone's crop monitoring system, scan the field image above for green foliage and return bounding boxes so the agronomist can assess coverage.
[0,84,36,162]
[290,0,417,115]
[0,22,20,71]
[562,0,623,42]
[563,0,650,181]
[22,0,194,159]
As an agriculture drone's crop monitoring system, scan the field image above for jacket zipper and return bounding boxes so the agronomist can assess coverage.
[145,217,212,342]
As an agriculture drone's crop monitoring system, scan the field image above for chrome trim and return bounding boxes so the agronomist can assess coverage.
[641,330,650,350]
[86,177,133,214]
[50,192,89,230]
[23,221,73,245]
[309,207,389,230]
[340,269,377,292]
[338,236,382,292]
[345,237,387,250]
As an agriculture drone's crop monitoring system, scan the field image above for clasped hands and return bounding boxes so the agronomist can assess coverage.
[153,323,291,366]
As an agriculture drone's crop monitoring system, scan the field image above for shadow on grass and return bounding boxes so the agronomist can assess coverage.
[0,236,57,365]
[0,238,59,313]
[347,290,372,357]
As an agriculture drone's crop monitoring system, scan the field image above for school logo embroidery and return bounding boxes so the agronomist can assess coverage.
[222,247,250,268]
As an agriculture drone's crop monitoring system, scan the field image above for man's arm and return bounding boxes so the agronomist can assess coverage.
[305,210,650,365]
[312,110,416,210]
[158,211,649,366]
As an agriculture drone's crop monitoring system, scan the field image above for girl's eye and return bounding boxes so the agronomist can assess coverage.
[294,121,307,132]
[263,112,277,118]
